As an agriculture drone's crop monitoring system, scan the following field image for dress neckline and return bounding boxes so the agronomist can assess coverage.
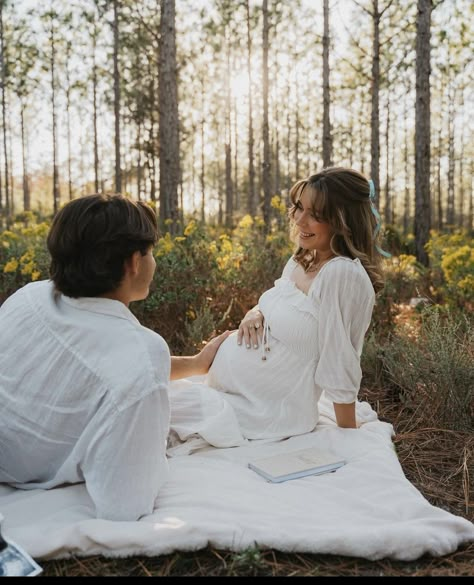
[287,256,358,297]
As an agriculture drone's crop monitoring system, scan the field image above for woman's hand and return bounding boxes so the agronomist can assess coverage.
[237,307,264,349]
[193,330,233,374]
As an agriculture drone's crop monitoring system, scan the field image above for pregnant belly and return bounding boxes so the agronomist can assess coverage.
[207,331,271,392]
[206,331,318,439]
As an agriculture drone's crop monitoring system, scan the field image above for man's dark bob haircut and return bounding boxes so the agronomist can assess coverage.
[47,193,158,298]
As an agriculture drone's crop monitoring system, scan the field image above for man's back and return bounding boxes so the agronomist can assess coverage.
[0,280,171,520]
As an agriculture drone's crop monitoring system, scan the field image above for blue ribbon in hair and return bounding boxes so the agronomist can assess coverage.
[368,179,391,258]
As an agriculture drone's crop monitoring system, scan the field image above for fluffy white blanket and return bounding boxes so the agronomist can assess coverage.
[0,396,472,562]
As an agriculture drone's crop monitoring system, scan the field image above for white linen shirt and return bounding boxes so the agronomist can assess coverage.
[0,280,171,521]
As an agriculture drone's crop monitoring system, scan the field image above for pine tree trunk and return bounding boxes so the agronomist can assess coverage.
[0,5,10,218]
[233,96,239,212]
[148,63,157,203]
[262,0,271,230]
[224,40,233,228]
[403,104,410,235]
[113,0,121,193]
[246,0,256,216]
[468,160,473,232]
[370,0,380,201]
[436,130,442,230]
[93,28,100,193]
[66,45,73,201]
[458,111,464,228]
[20,102,30,211]
[137,120,142,201]
[200,83,205,222]
[322,0,332,167]
[446,83,455,226]
[50,14,60,214]
[159,0,180,230]
[384,90,391,224]
[414,0,432,266]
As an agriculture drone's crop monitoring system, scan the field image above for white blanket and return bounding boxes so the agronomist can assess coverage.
[0,397,472,562]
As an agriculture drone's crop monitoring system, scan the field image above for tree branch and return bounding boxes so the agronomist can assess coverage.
[380,0,396,18]
[352,0,373,17]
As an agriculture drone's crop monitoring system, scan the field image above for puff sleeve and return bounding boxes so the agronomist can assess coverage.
[313,259,375,404]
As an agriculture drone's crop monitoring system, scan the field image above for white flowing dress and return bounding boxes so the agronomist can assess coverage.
[169,255,376,449]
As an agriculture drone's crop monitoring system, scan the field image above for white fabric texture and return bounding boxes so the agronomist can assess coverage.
[0,394,472,562]
[169,256,375,444]
[0,281,171,521]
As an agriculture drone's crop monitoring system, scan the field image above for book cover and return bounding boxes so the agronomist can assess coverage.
[248,447,346,483]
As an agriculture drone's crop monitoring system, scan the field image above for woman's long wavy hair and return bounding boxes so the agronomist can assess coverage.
[288,167,385,293]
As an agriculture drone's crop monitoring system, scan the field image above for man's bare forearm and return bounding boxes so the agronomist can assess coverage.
[170,356,204,380]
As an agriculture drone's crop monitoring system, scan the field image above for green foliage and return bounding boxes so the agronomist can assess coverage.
[370,228,473,336]
[0,212,50,303]
[228,546,267,576]
[363,306,473,432]
[132,215,292,353]
[178,304,217,356]
[426,230,474,309]
[371,253,430,336]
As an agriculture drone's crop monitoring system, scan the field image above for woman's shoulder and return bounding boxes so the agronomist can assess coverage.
[321,255,360,276]
[318,256,374,296]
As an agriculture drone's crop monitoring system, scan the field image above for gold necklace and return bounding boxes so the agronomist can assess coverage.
[305,254,335,273]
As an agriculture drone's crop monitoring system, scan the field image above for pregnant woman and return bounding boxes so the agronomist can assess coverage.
[169,166,388,449]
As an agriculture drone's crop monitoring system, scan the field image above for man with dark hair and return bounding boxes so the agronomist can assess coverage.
[0,193,229,521]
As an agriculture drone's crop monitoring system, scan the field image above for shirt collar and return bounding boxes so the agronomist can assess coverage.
[60,292,141,325]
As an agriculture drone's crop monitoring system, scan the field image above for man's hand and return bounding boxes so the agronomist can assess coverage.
[170,330,233,380]
[194,330,233,374]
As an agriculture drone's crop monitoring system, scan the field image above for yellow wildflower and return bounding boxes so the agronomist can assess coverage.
[20,250,35,264]
[441,245,473,285]
[184,220,197,237]
[21,261,34,276]
[155,233,174,257]
[238,215,253,229]
[186,308,196,320]
[3,258,18,273]
[216,255,230,270]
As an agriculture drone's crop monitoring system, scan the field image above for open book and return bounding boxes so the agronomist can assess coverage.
[248,447,346,483]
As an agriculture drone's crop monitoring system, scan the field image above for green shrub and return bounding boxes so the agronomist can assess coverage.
[426,230,474,310]
[132,215,292,353]
[0,216,50,303]
[368,306,473,432]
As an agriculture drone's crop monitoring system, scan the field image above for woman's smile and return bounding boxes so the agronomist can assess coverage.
[299,230,315,238]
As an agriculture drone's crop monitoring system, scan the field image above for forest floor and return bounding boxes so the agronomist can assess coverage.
[39,382,473,577]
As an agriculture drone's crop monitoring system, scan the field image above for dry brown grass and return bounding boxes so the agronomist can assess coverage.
[39,383,473,577]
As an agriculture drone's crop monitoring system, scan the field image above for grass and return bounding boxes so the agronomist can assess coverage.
[39,382,473,577]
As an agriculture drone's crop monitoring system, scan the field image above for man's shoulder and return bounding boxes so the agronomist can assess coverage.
[135,324,170,356]
[0,280,52,311]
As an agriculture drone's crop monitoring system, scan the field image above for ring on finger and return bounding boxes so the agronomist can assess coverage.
[254,323,260,329]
